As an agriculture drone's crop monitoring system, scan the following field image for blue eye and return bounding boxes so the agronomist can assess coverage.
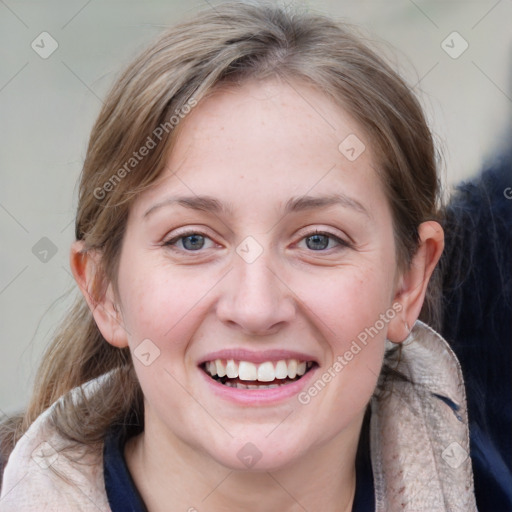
[164,230,348,254]
[306,233,329,250]
[299,232,348,251]
[181,234,206,250]
[164,232,215,251]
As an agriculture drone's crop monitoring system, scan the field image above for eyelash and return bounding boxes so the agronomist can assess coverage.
[296,230,351,251]
[163,230,217,252]
[163,229,351,253]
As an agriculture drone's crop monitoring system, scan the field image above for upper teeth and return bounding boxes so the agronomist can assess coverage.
[205,359,312,381]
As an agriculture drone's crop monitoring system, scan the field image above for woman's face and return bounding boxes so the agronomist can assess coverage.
[115,79,401,470]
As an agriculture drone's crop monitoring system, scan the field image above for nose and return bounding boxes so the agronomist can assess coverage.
[216,252,296,336]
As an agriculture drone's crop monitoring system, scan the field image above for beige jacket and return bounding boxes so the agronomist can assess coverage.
[0,321,477,511]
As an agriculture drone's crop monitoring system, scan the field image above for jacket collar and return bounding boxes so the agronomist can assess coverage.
[370,320,477,511]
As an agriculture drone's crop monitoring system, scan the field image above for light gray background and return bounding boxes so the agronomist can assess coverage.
[1,0,511,415]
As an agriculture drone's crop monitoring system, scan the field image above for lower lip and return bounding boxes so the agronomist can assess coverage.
[199,366,319,405]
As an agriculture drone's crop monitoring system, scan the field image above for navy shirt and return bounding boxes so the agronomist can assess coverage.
[103,422,148,512]
[103,412,375,512]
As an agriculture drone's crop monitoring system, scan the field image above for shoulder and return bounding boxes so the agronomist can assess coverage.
[0,377,112,512]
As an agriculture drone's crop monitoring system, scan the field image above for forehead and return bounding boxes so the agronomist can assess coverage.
[132,78,388,219]
[172,78,369,167]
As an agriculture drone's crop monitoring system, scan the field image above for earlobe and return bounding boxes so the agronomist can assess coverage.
[387,221,444,343]
[70,241,129,348]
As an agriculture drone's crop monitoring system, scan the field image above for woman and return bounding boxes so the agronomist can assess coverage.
[0,2,476,510]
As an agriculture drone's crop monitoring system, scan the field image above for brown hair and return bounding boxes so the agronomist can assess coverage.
[0,0,441,470]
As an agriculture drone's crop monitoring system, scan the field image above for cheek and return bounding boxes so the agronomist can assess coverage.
[115,260,214,419]
[292,265,392,402]
[297,266,393,346]
[116,257,214,353]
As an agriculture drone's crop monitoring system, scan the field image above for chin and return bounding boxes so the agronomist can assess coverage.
[205,433,310,472]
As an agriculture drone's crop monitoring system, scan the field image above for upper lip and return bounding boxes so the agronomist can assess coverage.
[198,349,318,366]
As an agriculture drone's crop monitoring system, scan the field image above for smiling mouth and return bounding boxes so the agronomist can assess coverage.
[201,359,316,389]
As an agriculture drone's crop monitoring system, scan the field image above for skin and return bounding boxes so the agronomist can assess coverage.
[71,78,443,512]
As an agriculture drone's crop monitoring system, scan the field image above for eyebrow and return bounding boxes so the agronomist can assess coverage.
[143,193,371,219]
[144,195,231,219]
[284,193,371,218]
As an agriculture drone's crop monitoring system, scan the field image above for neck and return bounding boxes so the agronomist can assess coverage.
[125,414,363,512]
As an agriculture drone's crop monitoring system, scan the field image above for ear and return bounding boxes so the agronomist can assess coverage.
[70,240,129,348]
[387,221,444,343]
